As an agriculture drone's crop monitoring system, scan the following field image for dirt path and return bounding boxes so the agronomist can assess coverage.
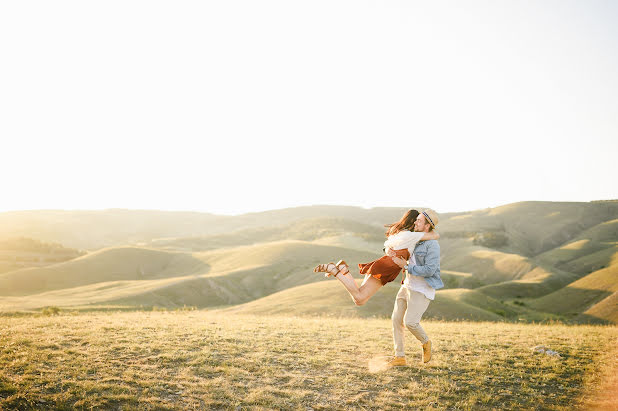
[579,336,618,410]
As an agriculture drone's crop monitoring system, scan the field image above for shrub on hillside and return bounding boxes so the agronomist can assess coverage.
[473,231,509,248]
[175,305,197,311]
[0,237,85,257]
[41,306,61,316]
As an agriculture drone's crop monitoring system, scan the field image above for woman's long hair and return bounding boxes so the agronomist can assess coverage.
[385,209,419,237]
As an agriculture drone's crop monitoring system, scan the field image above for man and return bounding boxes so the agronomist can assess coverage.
[387,208,443,366]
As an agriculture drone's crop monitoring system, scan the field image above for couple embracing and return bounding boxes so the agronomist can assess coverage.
[314,208,442,366]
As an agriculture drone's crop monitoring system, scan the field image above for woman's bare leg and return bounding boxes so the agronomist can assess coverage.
[314,261,383,306]
[333,272,383,306]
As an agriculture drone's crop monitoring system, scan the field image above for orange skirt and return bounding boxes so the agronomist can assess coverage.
[358,249,410,285]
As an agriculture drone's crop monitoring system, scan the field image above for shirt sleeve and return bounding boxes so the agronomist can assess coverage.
[384,231,424,250]
[412,241,440,277]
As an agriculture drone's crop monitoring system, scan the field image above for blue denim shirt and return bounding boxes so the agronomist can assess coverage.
[408,239,444,290]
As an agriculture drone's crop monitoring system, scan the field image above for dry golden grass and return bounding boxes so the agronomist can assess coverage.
[0,311,616,410]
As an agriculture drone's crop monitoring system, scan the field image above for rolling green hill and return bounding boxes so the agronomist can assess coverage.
[473,264,582,300]
[139,218,385,252]
[0,201,616,323]
[0,241,378,311]
[224,280,401,318]
[529,257,618,320]
[438,201,618,257]
[535,219,617,275]
[0,209,228,250]
[439,239,534,284]
[1,201,616,255]
[225,280,541,322]
[0,207,401,250]
[583,291,618,323]
[0,237,85,274]
[0,247,208,296]
[472,217,617,304]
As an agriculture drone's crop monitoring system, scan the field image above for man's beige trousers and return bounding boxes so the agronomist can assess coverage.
[392,286,430,357]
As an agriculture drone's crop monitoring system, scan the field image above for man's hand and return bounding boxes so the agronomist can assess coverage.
[391,256,407,268]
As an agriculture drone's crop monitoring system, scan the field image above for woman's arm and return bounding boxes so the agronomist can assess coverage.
[420,231,439,241]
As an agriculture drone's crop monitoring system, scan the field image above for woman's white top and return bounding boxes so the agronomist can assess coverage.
[383,230,424,259]
[384,230,435,301]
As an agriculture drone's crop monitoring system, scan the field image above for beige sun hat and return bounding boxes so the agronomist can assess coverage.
[422,209,439,229]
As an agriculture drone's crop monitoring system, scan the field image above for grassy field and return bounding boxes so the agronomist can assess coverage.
[1,311,616,410]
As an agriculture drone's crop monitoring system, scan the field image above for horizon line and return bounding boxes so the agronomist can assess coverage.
[0,199,616,217]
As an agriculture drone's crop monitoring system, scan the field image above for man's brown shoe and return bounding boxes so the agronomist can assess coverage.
[422,340,432,363]
[387,356,407,367]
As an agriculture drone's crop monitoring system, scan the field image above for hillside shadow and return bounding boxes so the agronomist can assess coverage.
[530,285,613,321]
[575,313,611,325]
[555,246,616,275]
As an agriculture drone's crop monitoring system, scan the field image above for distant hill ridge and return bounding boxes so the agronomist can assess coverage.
[0,237,85,275]
[1,201,616,252]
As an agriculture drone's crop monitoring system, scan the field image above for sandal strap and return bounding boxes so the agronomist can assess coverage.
[335,260,349,275]
[326,263,339,276]
[315,261,346,278]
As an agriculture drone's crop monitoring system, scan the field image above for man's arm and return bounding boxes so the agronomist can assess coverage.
[387,231,438,258]
[420,231,439,241]
[411,242,440,278]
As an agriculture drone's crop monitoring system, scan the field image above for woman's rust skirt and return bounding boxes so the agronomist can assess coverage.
[358,248,410,285]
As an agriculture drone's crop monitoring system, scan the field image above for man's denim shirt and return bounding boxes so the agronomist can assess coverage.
[409,239,444,290]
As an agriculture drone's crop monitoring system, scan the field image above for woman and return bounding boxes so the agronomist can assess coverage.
[313,209,439,306]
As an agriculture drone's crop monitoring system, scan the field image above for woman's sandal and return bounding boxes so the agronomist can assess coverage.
[314,262,340,277]
[313,260,350,278]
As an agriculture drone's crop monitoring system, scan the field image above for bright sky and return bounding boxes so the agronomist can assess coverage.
[1,1,616,215]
